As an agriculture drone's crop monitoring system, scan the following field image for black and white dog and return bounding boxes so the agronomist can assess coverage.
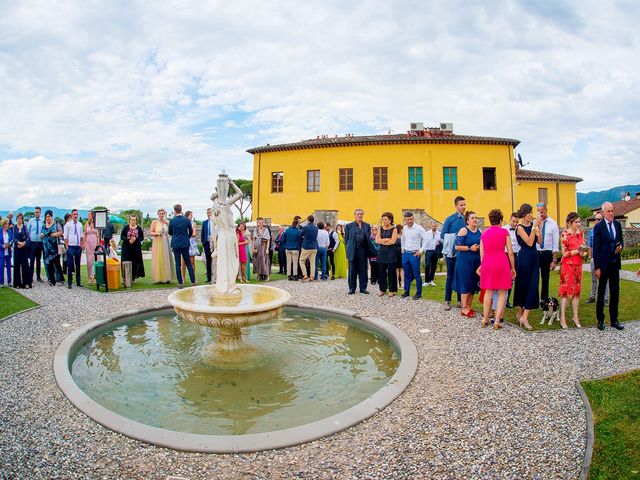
[540,297,560,325]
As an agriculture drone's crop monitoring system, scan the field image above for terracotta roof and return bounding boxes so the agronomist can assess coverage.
[515,169,583,183]
[589,198,640,216]
[247,132,520,154]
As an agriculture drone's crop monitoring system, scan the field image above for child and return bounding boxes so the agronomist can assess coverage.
[108,239,119,259]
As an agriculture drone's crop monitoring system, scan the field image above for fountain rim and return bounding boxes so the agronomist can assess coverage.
[53,303,418,453]
[167,283,291,314]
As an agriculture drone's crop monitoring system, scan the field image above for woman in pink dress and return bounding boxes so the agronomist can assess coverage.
[237,223,249,282]
[558,212,586,328]
[84,211,99,285]
[479,209,516,329]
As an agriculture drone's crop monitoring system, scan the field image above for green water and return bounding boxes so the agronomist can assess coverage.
[71,308,399,435]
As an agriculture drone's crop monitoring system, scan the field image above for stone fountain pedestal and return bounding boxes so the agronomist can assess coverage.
[168,284,291,353]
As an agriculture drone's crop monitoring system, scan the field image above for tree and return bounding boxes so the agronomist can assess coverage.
[232,179,252,219]
[92,205,108,210]
[235,216,250,225]
[578,206,593,219]
[24,211,35,221]
[119,209,143,223]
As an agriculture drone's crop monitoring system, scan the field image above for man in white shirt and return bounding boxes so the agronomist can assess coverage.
[400,212,428,299]
[63,209,85,289]
[26,206,45,282]
[423,222,441,286]
[536,203,560,301]
[315,222,330,280]
[503,212,521,308]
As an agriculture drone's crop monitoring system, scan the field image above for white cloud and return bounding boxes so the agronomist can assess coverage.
[0,0,638,216]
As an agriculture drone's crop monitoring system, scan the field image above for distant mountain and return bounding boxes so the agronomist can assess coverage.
[0,206,92,220]
[577,185,640,208]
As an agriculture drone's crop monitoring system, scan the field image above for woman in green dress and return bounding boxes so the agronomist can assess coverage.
[243,225,252,281]
[333,224,347,279]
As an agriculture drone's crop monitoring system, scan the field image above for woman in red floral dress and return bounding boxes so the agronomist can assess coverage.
[558,212,586,328]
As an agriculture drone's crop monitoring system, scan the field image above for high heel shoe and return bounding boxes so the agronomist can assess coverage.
[493,321,503,330]
[518,318,533,330]
[481,319,489,328]
[572,318,582,328]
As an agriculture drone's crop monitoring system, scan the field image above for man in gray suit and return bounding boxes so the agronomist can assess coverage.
[168,204,196,288]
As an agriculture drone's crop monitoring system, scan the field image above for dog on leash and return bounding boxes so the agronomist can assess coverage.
[540,297,560,325]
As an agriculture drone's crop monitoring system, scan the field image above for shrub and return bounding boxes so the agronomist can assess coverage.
[621,245,640,260]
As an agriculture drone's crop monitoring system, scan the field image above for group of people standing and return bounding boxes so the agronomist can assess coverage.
[266,215,347,283]
[1,196,631,334]
[1,207,102,289]
[437,196,625,331]
[326,196,627,333]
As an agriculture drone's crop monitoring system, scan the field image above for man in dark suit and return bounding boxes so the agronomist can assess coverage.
[169,204,196,288]
[102,211,115,251]
[201,207,213,283]
[344,208,371,294]
[593,201,624,331]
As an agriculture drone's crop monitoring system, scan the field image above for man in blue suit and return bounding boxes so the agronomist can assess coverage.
[169,204,196,288]
[201,207,213,283]
[441,196,466,310]
[344,208,371,294]
[593,201,624,331]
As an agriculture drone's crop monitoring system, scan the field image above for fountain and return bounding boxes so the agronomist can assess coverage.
[167,173,290,357]
[54,171,417,452]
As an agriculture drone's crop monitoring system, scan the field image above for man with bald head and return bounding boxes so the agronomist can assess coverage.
[592,201,624,331]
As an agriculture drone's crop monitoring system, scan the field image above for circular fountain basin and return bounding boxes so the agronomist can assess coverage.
[168,283,291,328]
[54,305,417,452]
[168,284,291,353]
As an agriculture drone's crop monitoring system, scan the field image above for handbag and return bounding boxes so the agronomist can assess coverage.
[367,237,378,259]
[189,240,199,257]
[58,243,66,256]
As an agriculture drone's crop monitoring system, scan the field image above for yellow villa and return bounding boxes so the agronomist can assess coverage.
[248,124,582,226]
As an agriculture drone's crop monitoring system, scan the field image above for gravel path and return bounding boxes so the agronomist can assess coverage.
[1,279,638,479]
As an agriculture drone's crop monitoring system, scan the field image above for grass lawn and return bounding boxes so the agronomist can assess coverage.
[621,263,640,273]
[581,370,640,480]
[0,287,38,320]
[99,259,287,292]
[406,270,640,330]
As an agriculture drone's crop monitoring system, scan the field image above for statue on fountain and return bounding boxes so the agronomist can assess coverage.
[210,172,243,297]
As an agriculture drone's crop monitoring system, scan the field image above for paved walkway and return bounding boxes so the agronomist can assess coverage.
[1,280,638,479]
[583,258,640,282]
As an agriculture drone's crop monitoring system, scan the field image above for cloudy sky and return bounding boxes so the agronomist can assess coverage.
[1,0,638,216]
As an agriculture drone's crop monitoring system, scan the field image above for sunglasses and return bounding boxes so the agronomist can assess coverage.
[536,203,545,207]
[595,218,602,222]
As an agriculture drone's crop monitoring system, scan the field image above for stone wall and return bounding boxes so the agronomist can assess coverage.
[313,210,339,228]
[623,228,640,247]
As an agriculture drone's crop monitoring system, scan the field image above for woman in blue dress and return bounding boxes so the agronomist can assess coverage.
[513,203,542,330]
[12,212,31,289]
[453,211,482,317]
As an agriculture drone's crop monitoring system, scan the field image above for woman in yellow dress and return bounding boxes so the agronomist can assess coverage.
[150,208,175,283]
[333,224,347,279]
